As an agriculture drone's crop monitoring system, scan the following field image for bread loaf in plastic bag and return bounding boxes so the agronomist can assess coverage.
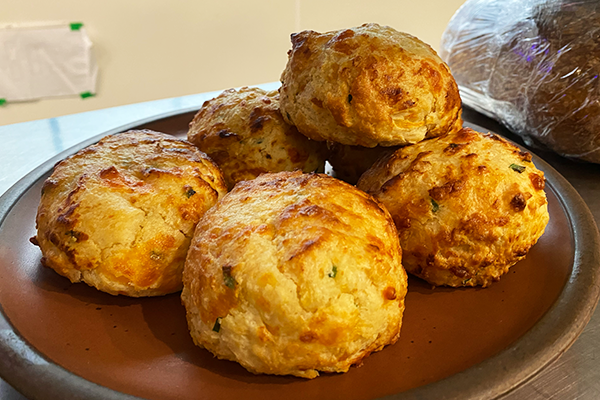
[440,0,600,163]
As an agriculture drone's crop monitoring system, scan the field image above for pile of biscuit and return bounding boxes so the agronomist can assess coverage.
[32,23,549,379]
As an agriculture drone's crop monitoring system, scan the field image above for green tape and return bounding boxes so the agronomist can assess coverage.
[80,91,94,99]
[70,22,84,31]
[0,99,6,106]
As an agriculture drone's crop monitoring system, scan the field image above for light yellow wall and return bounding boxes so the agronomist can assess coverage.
[1,0,466,125]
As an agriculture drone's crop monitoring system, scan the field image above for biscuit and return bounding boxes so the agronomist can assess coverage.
[279,23,462,148]
[33,130,227,296]
[182,171,406,378]
[187,87,328,190]
[357,128,549,287]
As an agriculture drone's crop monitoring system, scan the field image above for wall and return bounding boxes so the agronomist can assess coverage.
[1,0,466,125]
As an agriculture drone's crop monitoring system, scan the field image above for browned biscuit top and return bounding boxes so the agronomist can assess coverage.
[188,87,327,190]
[358,128,549,287]
[34,130,227,296]
[182,171,406,378]
[279,23,462,148]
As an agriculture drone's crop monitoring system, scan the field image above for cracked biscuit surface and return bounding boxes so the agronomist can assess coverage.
[279,23,462,148]
[357,128,549,287]
[33,130,227,297]
[182,171,406,378]
[187,87,328,190]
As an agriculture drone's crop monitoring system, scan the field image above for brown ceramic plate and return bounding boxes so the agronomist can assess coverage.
[0,109,599,400]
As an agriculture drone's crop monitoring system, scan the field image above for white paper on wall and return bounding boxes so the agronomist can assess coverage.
[0,22,98,103]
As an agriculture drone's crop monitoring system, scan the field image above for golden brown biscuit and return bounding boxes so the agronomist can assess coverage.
[187,87,328,190]
[279,23,462,148]
[33,130,227,297]
[357,128,549,287]
[182,171,407,378]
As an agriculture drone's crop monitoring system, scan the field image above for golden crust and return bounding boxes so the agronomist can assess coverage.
[187,87,328,190]
[279,23,463,148]
[34,130,227,297]
[357,128,549,287]
[182,171,407,378]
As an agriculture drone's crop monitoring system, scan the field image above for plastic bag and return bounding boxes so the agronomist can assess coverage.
[440,0,600,163]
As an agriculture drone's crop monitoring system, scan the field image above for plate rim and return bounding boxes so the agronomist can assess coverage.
[0,111,598,400]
